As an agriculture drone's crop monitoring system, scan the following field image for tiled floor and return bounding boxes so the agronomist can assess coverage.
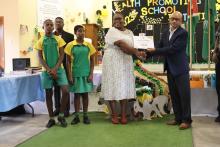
[192,116,220,147]
[0,114,47,147]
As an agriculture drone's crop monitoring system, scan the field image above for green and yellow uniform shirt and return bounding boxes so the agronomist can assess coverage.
[34,34,68,89]
[35,34,66,70]
[64,40,96,77]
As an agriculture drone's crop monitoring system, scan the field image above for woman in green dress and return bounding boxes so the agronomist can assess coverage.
[65,25,96,124]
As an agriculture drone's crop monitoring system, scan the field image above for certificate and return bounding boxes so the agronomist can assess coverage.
[133,36,155,49]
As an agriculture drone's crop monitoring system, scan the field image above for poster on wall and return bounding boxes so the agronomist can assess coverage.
[37,0,63,26]
[112,0,220,63]
[112,0,207,33]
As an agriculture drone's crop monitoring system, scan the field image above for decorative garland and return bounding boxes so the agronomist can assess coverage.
[134,60,164,95]
[136,85,152,96]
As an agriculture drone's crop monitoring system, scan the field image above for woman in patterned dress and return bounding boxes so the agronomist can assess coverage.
[101,12,145,124]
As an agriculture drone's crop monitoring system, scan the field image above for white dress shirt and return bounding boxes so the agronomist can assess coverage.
[169,27,177,40]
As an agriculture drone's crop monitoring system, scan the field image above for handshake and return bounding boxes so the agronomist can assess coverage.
[135,48,156,61]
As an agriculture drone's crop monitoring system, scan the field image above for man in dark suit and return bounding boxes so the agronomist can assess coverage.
[147,11,192,130]
[53,17,74,117]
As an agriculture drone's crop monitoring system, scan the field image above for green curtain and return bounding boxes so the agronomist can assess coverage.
[186,0,199,63]
[202,0,217,62]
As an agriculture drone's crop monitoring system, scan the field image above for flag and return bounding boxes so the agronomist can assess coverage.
[186,0,199,63]
[202,0,217,61]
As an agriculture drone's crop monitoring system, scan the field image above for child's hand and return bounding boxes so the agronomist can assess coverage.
[49,69,57,80]
[48,69,55,74]
[87,74,93,83]
[51,72,58,80]
[68,76,74,85]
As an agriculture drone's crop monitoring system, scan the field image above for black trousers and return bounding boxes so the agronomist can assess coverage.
[215,63,220,115]
[167,72,192,123]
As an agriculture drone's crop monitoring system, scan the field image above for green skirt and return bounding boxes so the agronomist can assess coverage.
[69,76,93,93]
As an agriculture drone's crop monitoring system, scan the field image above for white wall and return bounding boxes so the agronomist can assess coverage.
[63,0,112,33]
[1,0,113,72]
[0,0,20,73]
[18,0,39,67]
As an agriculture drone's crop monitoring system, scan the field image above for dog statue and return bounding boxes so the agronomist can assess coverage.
[133,99,162,120]
[151,95,169,115]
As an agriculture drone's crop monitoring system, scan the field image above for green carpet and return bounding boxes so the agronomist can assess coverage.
[18,113,193,147]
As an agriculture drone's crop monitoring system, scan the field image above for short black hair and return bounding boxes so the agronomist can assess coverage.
[55,17,63,21]
[74,25,84,33]
[43,19,53,25]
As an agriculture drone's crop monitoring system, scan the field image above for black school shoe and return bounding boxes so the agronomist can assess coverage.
[64,111,70,117]
[46,119,56,128]
[83,116,91,124]
[215,116,220,122]
[57,116,67,127]
[53,109,60,116]
[71,116,80,125]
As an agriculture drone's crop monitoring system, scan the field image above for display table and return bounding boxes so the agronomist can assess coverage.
[0,73,45,113]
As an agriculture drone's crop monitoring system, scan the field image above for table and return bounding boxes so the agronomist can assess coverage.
[0,73,45,115]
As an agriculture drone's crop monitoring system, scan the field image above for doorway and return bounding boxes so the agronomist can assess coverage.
[0,16,4,69]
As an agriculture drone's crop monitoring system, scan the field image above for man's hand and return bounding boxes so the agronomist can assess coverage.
[135,51,146,61]
[87,74,93,83]
[147,48,156,52]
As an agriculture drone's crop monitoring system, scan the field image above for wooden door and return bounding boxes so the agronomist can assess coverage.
[83,24,99,65]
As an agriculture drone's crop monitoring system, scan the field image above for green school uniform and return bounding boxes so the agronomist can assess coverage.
[35,34,68,89]
[64,40,96,93]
